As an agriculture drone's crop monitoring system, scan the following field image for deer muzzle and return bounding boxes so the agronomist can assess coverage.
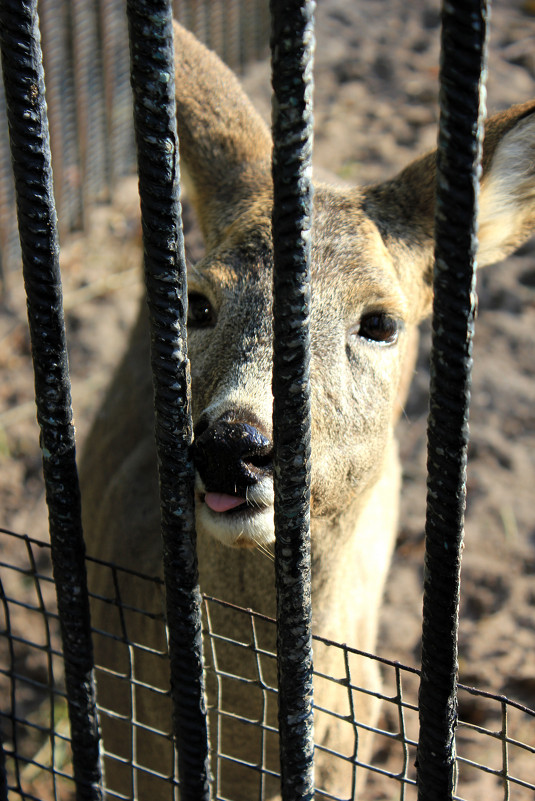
[192,415,275,547]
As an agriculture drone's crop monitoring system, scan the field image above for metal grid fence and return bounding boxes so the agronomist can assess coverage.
[1,527,535,801]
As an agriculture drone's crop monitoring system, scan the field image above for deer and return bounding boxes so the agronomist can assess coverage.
[79,19,535,801]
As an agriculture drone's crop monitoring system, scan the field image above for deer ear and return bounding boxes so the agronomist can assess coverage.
[478,101,535,266]
[364,100,535,318]
[173,21,272,248]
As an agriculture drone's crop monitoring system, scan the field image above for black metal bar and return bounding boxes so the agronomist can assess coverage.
[0,2,102,800]
[125,2,211,799]
[270,2,315,799]
[417,2,489,799]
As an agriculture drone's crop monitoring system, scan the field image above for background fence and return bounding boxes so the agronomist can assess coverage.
[0,0,270,292]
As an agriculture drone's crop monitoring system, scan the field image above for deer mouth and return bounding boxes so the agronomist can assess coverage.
[195,476,275,548]
[203,492,248,514]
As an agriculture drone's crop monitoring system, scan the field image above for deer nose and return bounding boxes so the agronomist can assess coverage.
[193,418,273,495]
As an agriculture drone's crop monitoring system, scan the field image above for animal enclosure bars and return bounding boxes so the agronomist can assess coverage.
[0,1,535,801]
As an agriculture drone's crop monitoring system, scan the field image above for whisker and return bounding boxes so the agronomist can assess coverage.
[254,538,275,562]
[245,487,263,511]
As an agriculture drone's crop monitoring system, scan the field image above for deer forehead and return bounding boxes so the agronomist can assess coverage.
[311,188,409,320]
[190,184,409,322]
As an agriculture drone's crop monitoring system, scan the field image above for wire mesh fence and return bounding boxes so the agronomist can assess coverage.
[2,527,535,801]
[0,530,535,801]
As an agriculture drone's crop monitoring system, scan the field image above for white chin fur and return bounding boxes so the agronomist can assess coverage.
[195,474,275,548]
[196,503,275,548]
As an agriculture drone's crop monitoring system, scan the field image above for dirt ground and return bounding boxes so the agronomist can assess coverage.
[1,0,535,799]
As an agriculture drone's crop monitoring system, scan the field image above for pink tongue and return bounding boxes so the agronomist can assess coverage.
[204,492,246,513]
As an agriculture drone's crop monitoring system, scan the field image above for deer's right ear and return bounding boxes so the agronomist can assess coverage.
[173,22,272,248]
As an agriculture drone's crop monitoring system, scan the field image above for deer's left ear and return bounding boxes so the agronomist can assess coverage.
[367,100,535,268]
[478,101,535,266]
[364,100,535,320]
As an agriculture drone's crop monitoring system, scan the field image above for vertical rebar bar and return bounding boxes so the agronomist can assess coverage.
[0,1,102,799]
[270,2,315,799]
[125,2,210,799]
[417,2,489,799]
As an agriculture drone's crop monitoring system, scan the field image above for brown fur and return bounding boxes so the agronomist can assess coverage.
[80,21,535,800]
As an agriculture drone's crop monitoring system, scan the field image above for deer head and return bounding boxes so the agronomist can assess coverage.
[173,22,535,556]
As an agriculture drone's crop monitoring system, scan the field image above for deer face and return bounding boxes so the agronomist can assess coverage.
[188,184,428,548]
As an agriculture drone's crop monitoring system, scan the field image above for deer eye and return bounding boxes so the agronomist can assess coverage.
[187,292,216,328]
[357,312,400,345]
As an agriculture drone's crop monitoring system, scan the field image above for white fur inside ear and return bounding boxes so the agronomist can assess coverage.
[478,116,535,267]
